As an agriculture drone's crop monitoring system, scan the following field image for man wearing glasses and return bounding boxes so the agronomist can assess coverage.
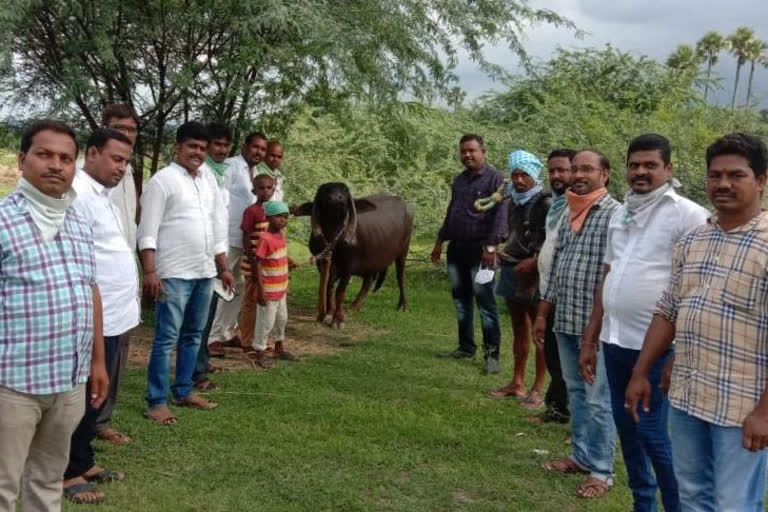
[534,150,620,499]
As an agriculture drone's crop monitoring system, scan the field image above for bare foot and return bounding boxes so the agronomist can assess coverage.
[173,393,218,410]
[488,383,527,399]
[96,427,131,445]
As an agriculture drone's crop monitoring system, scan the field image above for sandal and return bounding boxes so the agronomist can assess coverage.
[143,406,179,426]
[541,458,589,474]
[63,482,105,504]
[246,350,275,369]
[84,469,125,484]
[488,385,527,399]
[576,476,613,498]
[520,391,544,410]
[208,342,226,357]
[96,427,131,445]
[194,378,219,391]
[173,393,218,410]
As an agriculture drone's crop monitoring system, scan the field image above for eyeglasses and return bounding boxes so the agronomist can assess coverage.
[570,165,603,175]
[107,123,138,135]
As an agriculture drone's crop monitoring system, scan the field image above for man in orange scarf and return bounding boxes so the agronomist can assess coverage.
[533,150,620,499]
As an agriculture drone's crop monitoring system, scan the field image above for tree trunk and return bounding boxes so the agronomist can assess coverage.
[704,58,713,102]
[731,62,743,109]
[746,61,756,108]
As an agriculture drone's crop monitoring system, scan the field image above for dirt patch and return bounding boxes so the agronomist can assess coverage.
[127,307,384,372]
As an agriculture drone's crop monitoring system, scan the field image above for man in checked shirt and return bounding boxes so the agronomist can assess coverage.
[627,133,768,511]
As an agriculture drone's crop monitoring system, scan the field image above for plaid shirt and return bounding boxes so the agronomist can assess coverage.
[437,165,509,246]
[0,191,96,395]
[544,193,620,335]
[656,211,768,426]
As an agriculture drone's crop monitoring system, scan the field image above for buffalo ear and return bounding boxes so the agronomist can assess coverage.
[353,199,377,213]
[293,202,314,217]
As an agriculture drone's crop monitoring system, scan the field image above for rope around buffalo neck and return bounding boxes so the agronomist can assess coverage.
[309,210,349,264]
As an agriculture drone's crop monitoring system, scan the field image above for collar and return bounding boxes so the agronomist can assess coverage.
[709,210,768,233]
[170,160,200,178]
[78,169,109,196]
[463,164,488,178]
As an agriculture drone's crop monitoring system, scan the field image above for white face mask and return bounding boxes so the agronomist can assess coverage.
[474,268,496,285]
[17,177,76,243]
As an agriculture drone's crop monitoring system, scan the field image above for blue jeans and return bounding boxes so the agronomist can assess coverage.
[669,406,767,512]
[446,243,500,357]
[146,278,214,407]
[604,344,678,512]
[556,331,616,481]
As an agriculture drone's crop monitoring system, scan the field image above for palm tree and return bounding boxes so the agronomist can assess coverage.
[666,44,700,73]
[696,31,728,101]
[744,38,768,107]
[727,26,756,109]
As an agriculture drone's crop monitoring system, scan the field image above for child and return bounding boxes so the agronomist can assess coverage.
[239,174,275,353]
[248,200,295,368]
[264,139,285,201]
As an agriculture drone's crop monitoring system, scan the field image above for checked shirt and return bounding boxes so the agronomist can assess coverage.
[656,211,768,427]
[543,193,620,336]
[0,191,96,395]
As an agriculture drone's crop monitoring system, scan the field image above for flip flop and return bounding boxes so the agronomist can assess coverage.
[84,470,125,484]
[64,482,105,504]
[143,407,179,426]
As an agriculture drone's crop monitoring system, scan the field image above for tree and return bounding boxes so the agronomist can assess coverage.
[744,38,768,108]
[0,0,576,191]
[727,26,756,109]
[666,44,701,74]
[696,31,728,102]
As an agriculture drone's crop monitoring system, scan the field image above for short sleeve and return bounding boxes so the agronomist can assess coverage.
[655,237,687,323]
[255,234,273,260]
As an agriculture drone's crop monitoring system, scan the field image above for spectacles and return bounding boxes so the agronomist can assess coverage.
[570,165,603,175]
[107,123,138,135]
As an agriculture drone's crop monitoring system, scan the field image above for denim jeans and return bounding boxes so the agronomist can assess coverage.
[669,406,767,512]
[193,296,219,383]
[445,242,500,358]
[556,331,616,481]
[604,343,678,512]
[146,278,213,407]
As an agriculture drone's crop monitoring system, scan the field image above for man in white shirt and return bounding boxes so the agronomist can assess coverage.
[64,129,139,503]
[138,122,234,425]
[193,123,233,390]
[207,132,269,354]
[581,134,708,510]
[94,104,140,445]
[265,139,286,201]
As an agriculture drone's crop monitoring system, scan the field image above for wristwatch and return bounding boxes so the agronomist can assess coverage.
[484,246,496,253]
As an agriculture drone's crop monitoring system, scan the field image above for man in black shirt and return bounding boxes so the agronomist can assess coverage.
[490,150,550,405]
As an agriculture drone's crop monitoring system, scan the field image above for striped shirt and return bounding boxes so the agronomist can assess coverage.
[543,193,620,336]
[0,191,96,395]
[255,231,288,300]
[656,211,768,426]
[240,203,268,277]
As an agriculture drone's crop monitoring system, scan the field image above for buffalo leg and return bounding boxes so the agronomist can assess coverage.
[395,254,407,311]
[324,273,337,326]
[317,259,331,323]
[332,274,351,329]
[349,275,374,312]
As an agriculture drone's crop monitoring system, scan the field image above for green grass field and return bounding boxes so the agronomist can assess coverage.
[56,257,640,512]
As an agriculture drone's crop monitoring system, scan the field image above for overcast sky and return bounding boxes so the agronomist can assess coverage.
[455,0,768,107]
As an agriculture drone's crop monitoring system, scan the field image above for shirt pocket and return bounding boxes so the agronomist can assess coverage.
[721,271,759,312]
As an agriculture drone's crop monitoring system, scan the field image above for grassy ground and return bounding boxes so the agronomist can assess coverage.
[58,253,639,512]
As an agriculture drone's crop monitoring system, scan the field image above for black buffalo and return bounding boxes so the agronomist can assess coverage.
[294,183,414,328]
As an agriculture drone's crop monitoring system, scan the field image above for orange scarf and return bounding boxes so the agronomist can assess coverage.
[566,187,607,233]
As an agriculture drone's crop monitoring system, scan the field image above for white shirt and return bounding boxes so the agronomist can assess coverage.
[137,162,228,279]
[224,155,255,248]
[538,212,565,295]
[77,159,137,250]
[71,170,140,336]
[600,189,709,350]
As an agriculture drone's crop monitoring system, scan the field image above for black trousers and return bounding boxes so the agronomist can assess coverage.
[543,310,569,420]
[193,296,219,383]
[65,334,124,479]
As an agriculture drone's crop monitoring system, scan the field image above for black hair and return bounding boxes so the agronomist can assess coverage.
[547,148,576,161]
[20,119,78,157]
[576,149,612,170]
[706,132,768,178]
[253,173,275,183]
[176,121,210,144]
[244,132,267,145]
[85,128,132,153]
[267,139,283,150]
[207,122,232,142]
[459,134,485,148]
[627,133,671,165]
[102,104,139,127]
